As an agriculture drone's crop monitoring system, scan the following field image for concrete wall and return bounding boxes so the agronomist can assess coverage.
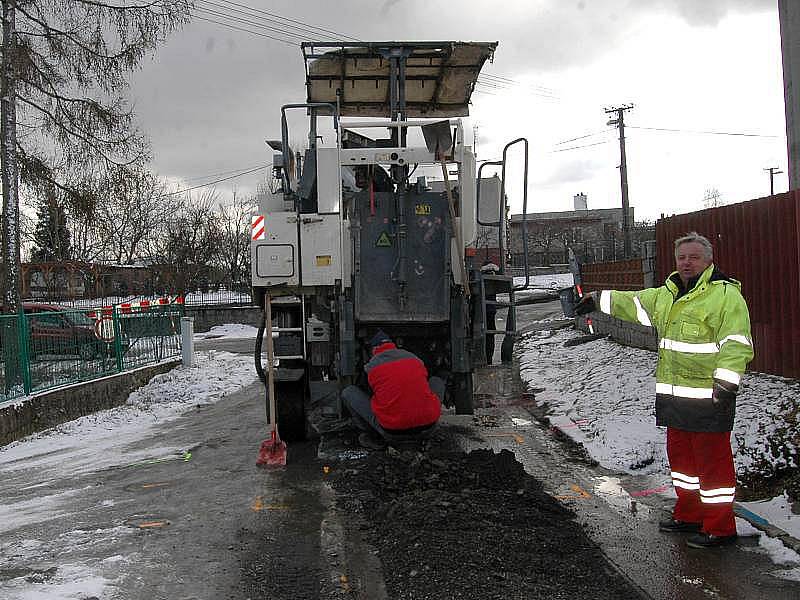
[184,306,263,333]
[0,360,179,447]
[575,312,657,352]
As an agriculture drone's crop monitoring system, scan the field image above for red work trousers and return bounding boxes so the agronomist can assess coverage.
[666,427,737,537]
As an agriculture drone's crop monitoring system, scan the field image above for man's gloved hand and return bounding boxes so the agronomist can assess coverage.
[712,379,737,407]
[574,291,598,316]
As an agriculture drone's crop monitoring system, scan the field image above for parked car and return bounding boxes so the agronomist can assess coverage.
[22,303,107,360]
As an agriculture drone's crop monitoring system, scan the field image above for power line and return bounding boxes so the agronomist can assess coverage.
[554,128,614,146]
[193,0,359,45]
[627,125,780,138]
[211,0,360,41]
[194,5,310,42]
[475,77,560,101]
[192,15,297,46]
[183,163,269,183]
[195,0,351,42]
[480,72,557,95]
[551,139,611,153]
[162,165,267,197]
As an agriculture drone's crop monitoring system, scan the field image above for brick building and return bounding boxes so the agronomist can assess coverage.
[509,193,650,268]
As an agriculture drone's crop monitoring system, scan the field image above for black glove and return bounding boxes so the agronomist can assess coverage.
[574,292,597,316]
[712,380,737,407]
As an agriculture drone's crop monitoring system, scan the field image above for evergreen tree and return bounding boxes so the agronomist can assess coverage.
[31,192,71,262]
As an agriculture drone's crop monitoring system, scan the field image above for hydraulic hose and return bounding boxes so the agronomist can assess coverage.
[254,313,267,384]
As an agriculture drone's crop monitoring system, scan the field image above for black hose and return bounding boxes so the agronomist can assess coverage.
[255,313,266,383]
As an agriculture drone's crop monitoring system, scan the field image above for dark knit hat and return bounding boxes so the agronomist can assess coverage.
[369,329,391,349]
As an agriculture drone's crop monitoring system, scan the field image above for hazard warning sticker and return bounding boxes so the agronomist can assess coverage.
[375,232,392,247]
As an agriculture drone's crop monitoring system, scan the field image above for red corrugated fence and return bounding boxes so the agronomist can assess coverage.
[656,192,800,379]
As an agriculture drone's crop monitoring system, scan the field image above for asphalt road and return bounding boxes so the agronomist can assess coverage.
[1,300,798,599]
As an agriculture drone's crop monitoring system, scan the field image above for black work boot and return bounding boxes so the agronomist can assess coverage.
[658,518,702,533]
[686,533,738,548]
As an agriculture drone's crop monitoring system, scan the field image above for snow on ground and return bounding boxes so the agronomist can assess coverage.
[194,323,258,340]
[513,272,574,291]
[0,351,255,482]
[0,339,256,600]
[518,324,800,576]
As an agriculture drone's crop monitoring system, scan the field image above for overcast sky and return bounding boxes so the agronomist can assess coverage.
[129,0,785,222]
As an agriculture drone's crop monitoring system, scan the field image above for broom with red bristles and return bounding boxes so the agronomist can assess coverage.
[256,293,287,467]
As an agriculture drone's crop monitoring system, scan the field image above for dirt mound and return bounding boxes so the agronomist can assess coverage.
[331,446,645,599]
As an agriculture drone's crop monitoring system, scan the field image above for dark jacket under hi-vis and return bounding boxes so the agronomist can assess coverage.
[598,264,754,432]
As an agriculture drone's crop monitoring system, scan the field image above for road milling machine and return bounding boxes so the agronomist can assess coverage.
[251,42,531,441]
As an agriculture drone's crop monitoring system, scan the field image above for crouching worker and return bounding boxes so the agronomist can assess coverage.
[342,330,444,450]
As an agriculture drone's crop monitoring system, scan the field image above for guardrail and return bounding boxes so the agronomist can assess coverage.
[0,304,184,404]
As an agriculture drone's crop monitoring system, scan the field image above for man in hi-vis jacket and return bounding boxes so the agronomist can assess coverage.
[576,232,753,548]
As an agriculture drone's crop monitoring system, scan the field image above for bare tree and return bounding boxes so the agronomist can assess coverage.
[95,167,174,264]
[1,0,190,313]
[703,187,723,209]
[151,190,223,295]
[215,190,255,290]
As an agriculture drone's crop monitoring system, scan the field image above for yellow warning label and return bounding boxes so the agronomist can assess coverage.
[415,203,431,215]
[376,232,392,247]
[316,255,332,266]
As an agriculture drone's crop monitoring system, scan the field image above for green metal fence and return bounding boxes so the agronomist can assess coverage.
[1,304,184,404]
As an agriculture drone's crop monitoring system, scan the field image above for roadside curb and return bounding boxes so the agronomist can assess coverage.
[533,409,800,556]
[734,504,800,554]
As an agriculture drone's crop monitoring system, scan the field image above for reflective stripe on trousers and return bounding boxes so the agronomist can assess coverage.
[666,427,737,537]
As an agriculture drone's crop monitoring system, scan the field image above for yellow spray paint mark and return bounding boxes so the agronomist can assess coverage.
[554,484,592,501]
[138,521,169,529]
[486,432,525,444]
[323,465,331,475]
[250,496,290,512]
[141,482,170,489]
[340,574,351,592]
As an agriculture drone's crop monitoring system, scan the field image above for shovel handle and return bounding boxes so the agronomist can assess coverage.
[264,294,280,441]
[440,159,470,297]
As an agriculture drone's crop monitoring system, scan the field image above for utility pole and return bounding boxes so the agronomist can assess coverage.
[779,0,800,190]
[605,104,634,259]
[764,167,784,196]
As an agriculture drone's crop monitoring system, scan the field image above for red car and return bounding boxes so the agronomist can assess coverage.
[23,303,107,360]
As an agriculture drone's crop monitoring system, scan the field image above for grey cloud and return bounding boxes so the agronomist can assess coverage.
[126,0,778,195]
[656,0,775,26]
[380,0,403,17]
[537,157,604,188]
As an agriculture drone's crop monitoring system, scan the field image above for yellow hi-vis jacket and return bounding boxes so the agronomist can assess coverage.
[598,264,754,432]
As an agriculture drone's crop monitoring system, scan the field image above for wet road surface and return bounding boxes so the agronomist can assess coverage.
[0,302,798,599]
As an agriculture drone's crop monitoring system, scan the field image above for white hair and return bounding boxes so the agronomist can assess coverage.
[674,232,713,260]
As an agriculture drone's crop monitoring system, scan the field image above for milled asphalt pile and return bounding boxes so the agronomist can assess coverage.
[329,438,646,600]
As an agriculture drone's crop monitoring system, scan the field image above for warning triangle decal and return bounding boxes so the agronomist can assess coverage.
[375,231,392,247]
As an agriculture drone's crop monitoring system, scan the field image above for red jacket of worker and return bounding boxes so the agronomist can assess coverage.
[364,342,441,431]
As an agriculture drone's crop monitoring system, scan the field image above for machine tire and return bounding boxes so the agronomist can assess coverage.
[451,372,474,415]
[274,374,308,443]
[500,334,515,363]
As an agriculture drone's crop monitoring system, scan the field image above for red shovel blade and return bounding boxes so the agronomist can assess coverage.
[256,431,287,467]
